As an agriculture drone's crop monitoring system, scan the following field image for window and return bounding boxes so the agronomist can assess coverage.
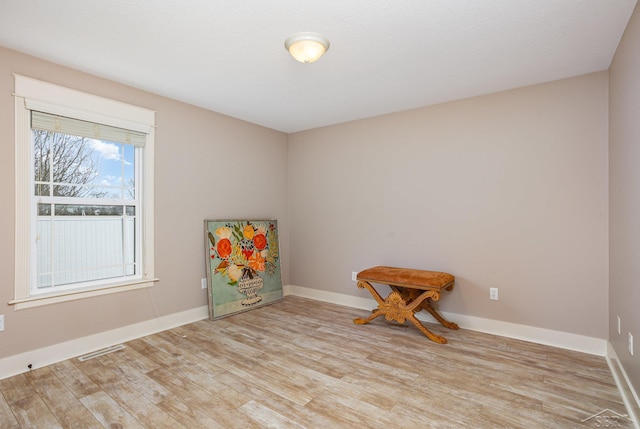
[12,75,157,309]
[32,111,142,293]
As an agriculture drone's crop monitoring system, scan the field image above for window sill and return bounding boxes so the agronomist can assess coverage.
[8,278,159,310]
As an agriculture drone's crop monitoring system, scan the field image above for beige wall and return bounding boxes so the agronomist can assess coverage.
[0,46,289,359]
[610,4,640,396]
[289,72,609,338]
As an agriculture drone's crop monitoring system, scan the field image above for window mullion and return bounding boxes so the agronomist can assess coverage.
[39,196,132,206]
[50,204,56,290]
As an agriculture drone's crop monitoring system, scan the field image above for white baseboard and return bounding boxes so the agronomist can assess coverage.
[0,305,209,381]
[283,284,608,356]
[606,343,640,428]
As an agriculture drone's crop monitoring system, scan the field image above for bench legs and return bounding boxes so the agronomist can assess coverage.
[353,280,458,344]
[392,286,460,331]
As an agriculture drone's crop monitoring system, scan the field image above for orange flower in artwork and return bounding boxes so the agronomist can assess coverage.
[253,233,267,251]
[216,238,232,259]
[248,252,266,272]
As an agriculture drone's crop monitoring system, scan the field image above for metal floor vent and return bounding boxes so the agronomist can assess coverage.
[77,344,125,362]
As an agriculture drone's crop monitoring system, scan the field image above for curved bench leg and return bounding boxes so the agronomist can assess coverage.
[353,280,388,325]
[393,286,459,330]
[353,307,385,325]
[421,300,459,330]
[407,314,447,344]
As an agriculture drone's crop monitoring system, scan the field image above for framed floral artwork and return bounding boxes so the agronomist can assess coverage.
[204,219,283,319]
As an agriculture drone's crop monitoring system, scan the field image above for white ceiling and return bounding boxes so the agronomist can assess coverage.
[0,1,636,133]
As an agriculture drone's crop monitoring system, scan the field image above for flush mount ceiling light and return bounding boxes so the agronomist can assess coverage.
[284,32,330,64]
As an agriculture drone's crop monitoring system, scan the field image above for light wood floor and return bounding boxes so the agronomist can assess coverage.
[0,296,633,428]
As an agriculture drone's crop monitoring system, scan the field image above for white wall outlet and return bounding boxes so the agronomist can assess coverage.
[489,288,499,300]
[629,333,634,356]
[352,271,358,281]
[201,278,207,290]
[617,316,621,335]
[0,315,4,332]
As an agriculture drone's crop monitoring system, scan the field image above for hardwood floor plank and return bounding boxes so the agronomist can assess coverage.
[479,402,598,429]
[97,343,162,375]
[97,355,175,405]
[23,367,102,428]
[146,366,262,428]
[216,318,327,363]
[125,336,185,369]
[210,370,346,428]
[239,399,307,429]
[155,396,225,429]
[0,374,35,403]
[303,388,402,429]
[85,364,186,429]
[80,391,145,429]
[49,359,102,399]
[200,349,316,406]
[6,395,63,429]
[398,391,485,428]
[543,372,623,403]
[170,362,248,405]
[1,374,66,428]
[0,391,20,429]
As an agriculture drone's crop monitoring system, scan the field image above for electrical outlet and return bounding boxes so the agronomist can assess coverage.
[489,288,499,300]
[629,333,634,356]
[617,316,621,335]
[0,315,4,332]
[352,271,358,281]
[201,278,207,290]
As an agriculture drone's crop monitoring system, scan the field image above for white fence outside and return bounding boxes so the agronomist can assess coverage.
[36,217,136,290]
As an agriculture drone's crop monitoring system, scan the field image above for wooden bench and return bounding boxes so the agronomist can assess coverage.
[353,266,459,343]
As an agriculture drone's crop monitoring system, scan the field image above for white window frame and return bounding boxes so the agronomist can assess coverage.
[11,75,158,310]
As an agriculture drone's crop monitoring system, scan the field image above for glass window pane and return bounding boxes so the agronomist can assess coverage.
[125,265,135,276]
[123,145,135,200]
[85,186,123,199]
[53,185,129,199]
[33,130,50,183]
[99,187,121,199]
[36,273,52,290]
[52,184,85,197]
[53,204,124,216]
[35,184,50,197]
[37,203,52,216]
[93,140,122,186]
[123,144,135,183]
[124,185,135,200]
[33,130,137,201]
[50,133,98,188]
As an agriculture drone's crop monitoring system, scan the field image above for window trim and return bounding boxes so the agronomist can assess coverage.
[11,74,158,310]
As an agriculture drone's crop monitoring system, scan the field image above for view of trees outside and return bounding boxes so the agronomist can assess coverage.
[33,130,136,216]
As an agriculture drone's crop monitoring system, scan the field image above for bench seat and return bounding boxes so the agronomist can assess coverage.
[357,266,454,291]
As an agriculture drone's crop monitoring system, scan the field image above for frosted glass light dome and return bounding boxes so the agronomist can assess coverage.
[284,32,330,64]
